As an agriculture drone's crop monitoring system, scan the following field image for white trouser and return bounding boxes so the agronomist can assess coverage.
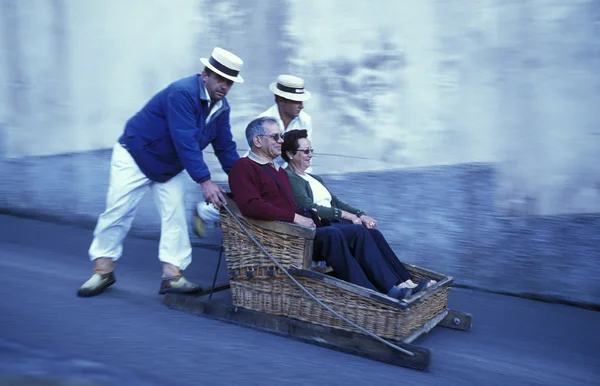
[196,201,221,224]
[88,143,192,270]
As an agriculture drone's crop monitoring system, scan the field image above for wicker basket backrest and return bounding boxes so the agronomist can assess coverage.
[221,196,316,273]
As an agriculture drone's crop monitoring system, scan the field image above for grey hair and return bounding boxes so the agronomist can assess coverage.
[245,116,280,148]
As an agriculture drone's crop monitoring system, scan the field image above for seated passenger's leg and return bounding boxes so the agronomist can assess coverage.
[367,228,412,282]
[313,227,378,291]
[332,224,400,293]
[367,228,436,291]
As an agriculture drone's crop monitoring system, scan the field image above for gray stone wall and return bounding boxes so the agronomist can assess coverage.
[1,0,599,305]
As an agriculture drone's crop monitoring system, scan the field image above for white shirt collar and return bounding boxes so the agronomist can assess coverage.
[247,151,280,171]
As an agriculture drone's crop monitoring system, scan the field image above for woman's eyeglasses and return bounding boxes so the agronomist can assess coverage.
[259,133,284,142]
[297,148,314,155]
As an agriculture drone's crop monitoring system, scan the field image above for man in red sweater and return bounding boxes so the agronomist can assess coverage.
[228,117,414,300]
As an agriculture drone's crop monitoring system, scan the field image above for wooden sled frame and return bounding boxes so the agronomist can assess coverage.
[163,198,472,371]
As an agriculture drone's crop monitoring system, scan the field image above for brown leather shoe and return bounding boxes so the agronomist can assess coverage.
[77,272,116,297]
[158,276,203,295]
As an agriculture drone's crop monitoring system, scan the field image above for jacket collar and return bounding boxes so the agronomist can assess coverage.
[197,75,230,115]
[198,75,208,101]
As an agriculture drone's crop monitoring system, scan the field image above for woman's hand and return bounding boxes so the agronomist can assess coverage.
[360,215,378,229]
[341,210,362,225]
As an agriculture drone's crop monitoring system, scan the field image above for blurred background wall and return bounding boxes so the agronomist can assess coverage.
[1,0,599,304]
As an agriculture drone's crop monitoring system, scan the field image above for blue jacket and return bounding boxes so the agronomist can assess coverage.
[119,75,239,183]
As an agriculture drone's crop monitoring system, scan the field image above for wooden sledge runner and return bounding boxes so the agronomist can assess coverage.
[163,197,472,371]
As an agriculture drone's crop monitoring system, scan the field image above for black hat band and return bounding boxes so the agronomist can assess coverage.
[209,57,239,77]
[277,83,305,94]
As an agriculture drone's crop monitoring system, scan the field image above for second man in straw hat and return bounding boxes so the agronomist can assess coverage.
[258,74,312,143]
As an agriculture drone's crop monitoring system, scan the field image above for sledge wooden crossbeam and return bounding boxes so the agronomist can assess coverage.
[439,309,473,331]
[163,293,432,371]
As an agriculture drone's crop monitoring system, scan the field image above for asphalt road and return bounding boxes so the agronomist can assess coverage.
[0,215,598,386]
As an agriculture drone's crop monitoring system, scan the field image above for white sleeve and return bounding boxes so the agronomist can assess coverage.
[304,114,313,142]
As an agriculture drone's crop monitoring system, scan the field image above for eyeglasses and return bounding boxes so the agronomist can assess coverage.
[259,133,284,142]
[297,148,314,155]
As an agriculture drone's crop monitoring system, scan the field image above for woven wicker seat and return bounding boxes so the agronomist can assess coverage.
[220,197,453,343]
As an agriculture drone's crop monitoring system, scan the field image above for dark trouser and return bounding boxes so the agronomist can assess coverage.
[366,228,412,282]
[313,223,412,293]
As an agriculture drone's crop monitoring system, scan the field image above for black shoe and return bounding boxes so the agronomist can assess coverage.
[77,272,116,297]
[387,286,412,301]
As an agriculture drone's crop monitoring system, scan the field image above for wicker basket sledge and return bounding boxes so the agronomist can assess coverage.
[220,198,453,343]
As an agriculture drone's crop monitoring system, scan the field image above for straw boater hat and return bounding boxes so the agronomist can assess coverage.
[269,75,311,102]
[200,47,244,83]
